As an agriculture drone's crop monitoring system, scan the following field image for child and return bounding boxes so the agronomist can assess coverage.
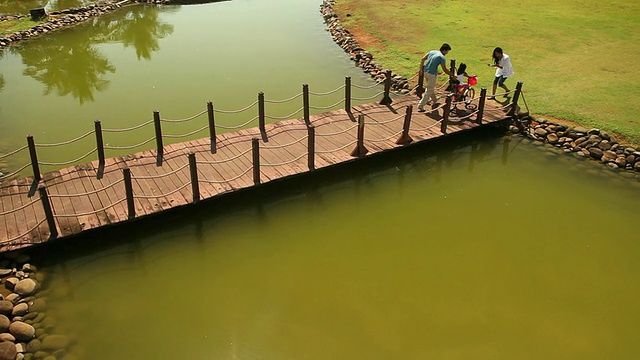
[453,63,472,100]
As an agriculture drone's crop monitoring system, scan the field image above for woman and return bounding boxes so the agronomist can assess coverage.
[487,47,514,99]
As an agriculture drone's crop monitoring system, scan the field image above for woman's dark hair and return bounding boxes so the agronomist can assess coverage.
[457,63,467,75]
[492,47,503,64]
[440,43,452,52]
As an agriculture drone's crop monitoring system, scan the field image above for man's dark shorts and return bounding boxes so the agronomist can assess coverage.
[493,76,508,86]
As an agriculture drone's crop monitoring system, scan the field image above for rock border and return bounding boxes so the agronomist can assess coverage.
[320,0,640,174]
[0,1,128,48]
[0,252,74,360]
[320,0,411,94]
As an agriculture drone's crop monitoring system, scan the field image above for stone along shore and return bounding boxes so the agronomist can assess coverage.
[320,0,640,174]
[0,253,74,360]
[0,1,128,49]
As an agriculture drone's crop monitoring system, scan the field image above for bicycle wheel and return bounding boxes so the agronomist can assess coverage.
[465,88,476,109]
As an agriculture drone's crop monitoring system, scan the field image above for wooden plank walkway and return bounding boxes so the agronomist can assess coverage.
[0,93,515,252]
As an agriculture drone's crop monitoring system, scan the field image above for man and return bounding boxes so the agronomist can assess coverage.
[417,43,453,112]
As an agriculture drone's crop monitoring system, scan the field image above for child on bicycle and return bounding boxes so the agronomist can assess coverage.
[452,63,474,101]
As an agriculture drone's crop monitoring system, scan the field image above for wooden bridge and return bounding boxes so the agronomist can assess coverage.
[0,73,526,252]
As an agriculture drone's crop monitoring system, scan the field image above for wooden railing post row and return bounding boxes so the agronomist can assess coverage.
[441,94,453,134]
[307,125,315,171]
[379,69,393,105]
[396,105,414,145]
[416,64,425,98]
[188,152,199,203]
[303,84,310,126]
[94,120,105,179]
[350,114,368,157]
[38,185,57,239]
[26,135,41,182]
[153,110,163,166]
[207,101,216,154]
[509,82,524,117]
[123,166,135,219]
[258,92,266,134]
[476,87,487,124]
[345,76,352,113]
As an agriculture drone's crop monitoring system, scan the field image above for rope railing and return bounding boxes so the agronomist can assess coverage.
[411,118,445,132]
[213,100,258,114]
[0,218,47,244]
[47,178,124,198]
[265,107,304,120]
[315,124,358,137]
[195,147,253,165]
[364,112,404,126]
[162,125,209,139]
[352,81,381,90]
[216,115,259,130]
[0,163,31,179]
[38,148,97,167]
[0,145,28,160]
[104,136,156,150]
[309,84,345,96]
[160,109,208,123]
[264,92,303,104]
[316,140,357,154]
[51,197,127,218]
[406,71,420,81]
[130,163,189,180]
[262,153,307,167]
[454,109,481,121]
[367,129,404,143]
[309,98,343,110]
[351,90,385,101]
[261,135,307,149]
[491,90,515,98]
[132,181,191,200]
[198,166,252,184]
[0,195,40,216]
[103,119,154,133]
[34,130,95,148]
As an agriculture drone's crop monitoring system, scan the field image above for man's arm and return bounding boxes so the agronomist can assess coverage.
[419,53,429,75]
[439,62,453,76]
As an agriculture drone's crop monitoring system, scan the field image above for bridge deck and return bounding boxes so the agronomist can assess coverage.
[0,94,513,251]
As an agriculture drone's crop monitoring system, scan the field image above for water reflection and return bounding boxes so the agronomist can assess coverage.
[110,5,175,60]
[15,5,174,103]
[18,36,116,103]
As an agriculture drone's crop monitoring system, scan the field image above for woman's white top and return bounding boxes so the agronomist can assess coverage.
[495,54,514,78]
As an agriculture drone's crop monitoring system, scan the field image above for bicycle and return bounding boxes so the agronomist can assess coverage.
[451,75,477,110]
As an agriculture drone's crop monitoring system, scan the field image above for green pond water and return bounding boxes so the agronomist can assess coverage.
[2,0,640,359]
[39,135,640,360]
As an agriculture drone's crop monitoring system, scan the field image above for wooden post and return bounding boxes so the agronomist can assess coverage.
[207,101,216,154]
[509,82,523,117]
[38,185,57,239]
[476,87,487,124]
[303,84,310,126]
[252,138,260,185]
[441,94,453,134]
[396,105,414,145]
[345,76,352,113]
[94,120,105,179]
[123,167,135,219]
[27,135,41,182]
[416,65,425,98]
[307,125,315,171]
[379,69,393,105]
[447,59,456,92]
[153,110,163,166]
[350,114,369,157]
[188,153,199,203]
[258,92,266,134]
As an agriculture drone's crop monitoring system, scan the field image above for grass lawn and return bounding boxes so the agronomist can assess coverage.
[334,0,640,144]
[0,17,45,36]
